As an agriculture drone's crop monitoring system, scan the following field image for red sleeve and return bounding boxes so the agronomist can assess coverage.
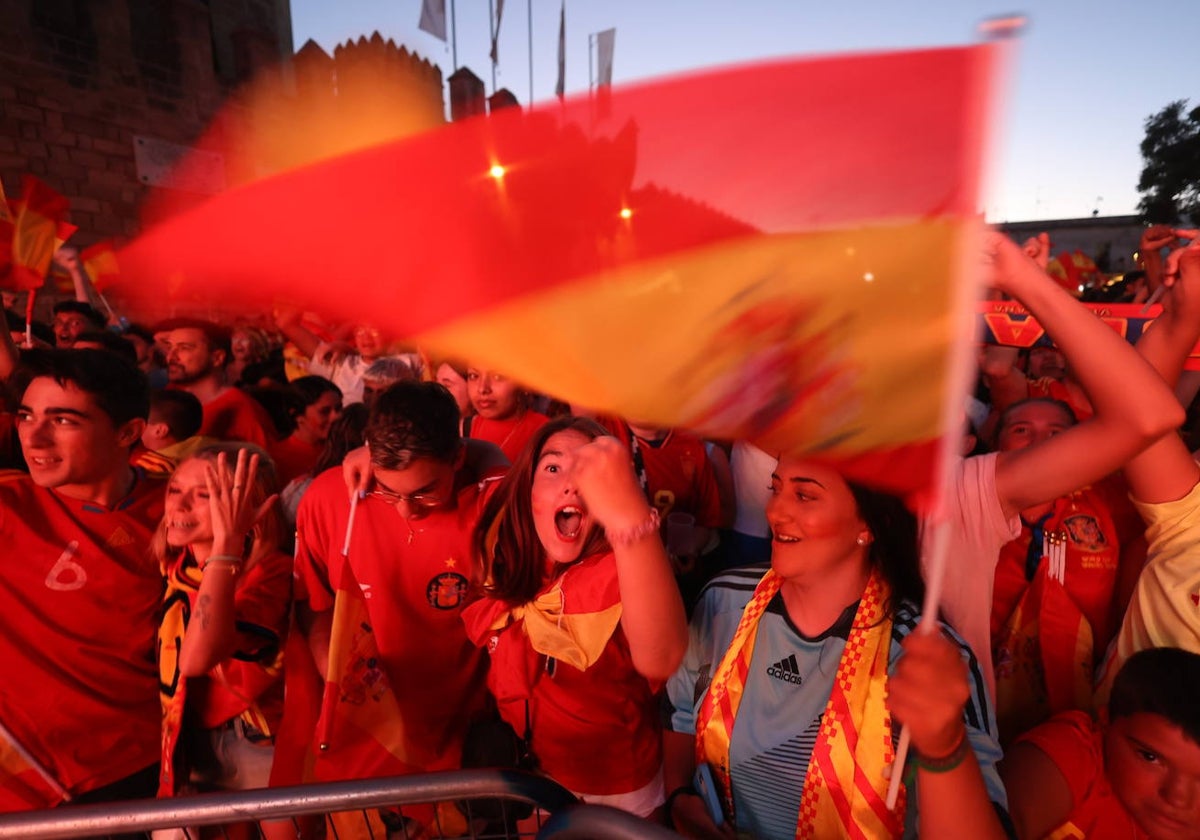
[596,415,630,443]
[231,549,293,658]
[1017,710,1104,811]
[232,398,276,448]
[293,480,336,613]
[203,549,293,722]
[1094,473,1145,546]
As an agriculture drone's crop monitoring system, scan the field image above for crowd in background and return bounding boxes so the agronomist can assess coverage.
[0,226,1198,840]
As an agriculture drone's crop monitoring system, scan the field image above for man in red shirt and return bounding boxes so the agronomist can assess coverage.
[290,381,499,798]
[160,319,274,447]
[0,349,165,811]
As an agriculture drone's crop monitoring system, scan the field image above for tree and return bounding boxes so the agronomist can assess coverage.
[1138,100,1200,224]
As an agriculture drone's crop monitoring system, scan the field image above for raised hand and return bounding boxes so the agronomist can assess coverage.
[1164,235,1200,281]
[1141,226,1197,291]
[570,435,653,535]
[52,245,81,275]
[341,445,373,500]
[888,631,970,760]
[1022,232,1051,270]
[204,448,277,565]
[984,230,1044,299]
[1141,224,1179,253]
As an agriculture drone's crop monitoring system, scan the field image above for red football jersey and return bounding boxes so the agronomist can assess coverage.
[599,418,723,528]
[197,387,275,447]
[269,434,323,486]
[0,471,164,810]
[463,551,662,796]
[294,469,494,775]
[469,410,549,463]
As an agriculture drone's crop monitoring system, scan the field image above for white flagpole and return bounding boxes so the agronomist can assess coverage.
[885,15,1026,811]
[0,719,70,802]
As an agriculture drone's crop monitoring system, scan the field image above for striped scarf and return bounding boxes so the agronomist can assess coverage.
[695,568,905,838]
[157,552,279,796]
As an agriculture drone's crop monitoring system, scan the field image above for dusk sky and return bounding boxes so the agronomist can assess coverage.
[291,1,1198,223]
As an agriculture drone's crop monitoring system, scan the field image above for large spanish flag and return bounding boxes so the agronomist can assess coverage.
[122,46,999,494]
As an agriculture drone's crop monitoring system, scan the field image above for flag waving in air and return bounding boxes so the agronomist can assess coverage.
[595,28,616,87]
[121,45,1000,496]
[417,0,447,42]
[3,176,75,292]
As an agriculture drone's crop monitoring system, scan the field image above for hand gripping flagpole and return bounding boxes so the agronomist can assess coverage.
[886,13,1026,811]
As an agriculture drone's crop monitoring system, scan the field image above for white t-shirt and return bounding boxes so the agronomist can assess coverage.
[922,453,1021,699]
[307,342,419,404]
[731,440,775,539]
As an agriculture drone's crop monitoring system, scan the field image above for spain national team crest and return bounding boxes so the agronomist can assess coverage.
[427,572,468,610]
[1063,514,1107,552]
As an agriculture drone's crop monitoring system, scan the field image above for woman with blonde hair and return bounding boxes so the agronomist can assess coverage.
[153,444,291,800]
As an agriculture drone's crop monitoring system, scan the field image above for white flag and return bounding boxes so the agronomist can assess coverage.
[490,0,505,63]
[595,28,615,87]
[555,2,565,99]
[418,0,447,41]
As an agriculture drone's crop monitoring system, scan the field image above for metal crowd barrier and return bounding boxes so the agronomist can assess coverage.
[0,770,683,839]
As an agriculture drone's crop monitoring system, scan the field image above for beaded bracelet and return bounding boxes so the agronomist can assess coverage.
[607,508,662,547]
[203,554,243,574]
[663,784,700,825]
[914,728,970,774]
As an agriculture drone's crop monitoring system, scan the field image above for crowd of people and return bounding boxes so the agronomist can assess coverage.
[0,226,1198,840]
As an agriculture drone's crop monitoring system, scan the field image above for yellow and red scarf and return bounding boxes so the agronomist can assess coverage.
[157,552,280,796]
[695,569,904,838]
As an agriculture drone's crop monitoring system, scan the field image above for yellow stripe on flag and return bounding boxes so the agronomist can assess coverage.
[416,219,966,460]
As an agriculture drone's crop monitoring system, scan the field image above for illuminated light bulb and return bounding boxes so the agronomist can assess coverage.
[489,164,506,180]
[863,272,875,283]
[619,207,632,220]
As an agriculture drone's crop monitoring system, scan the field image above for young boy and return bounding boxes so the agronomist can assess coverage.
[1003,647,1200,840]
[0,349,164,810]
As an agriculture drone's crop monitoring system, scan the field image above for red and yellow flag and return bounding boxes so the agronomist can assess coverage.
[1046,249,1104,295]
[121,46,999,494]
[993,567,1095,743]
[304,558,466,836]
[4,176,75,292]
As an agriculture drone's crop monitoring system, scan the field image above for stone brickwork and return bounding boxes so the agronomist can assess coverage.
[0,0,292,246]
